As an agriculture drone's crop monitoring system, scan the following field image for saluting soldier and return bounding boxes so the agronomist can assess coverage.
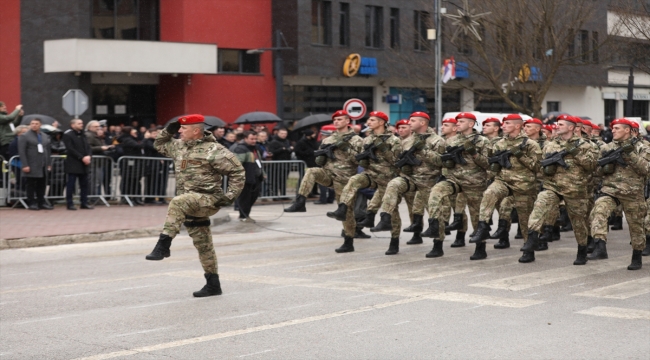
[284,110,364,253]
[145,114,245,297]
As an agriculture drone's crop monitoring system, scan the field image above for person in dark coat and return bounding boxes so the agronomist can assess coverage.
[18,118,52,210]
[44,127,67,198]
[62,119,93,210]
[293,129,320,197]
[232,131,265,221]
[143,127,169,204]
[266,128,293,198]
[118,126,145,205]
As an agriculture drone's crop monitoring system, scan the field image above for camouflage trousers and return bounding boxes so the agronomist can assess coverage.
[528,190,590,246]
[645,198,650,233]
[612,204,623,217]
[479,180,535,242]
[498,196,514,229]
[338,174,398,238]
[590,195,647,251]
[428,181,484,240]
[453,192,469,231]
[381,177,424,237]
[299,168,356,237]
[162,192,219,274]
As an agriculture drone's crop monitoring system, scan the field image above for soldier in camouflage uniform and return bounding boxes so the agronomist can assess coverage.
[425,113,490,260]
[284,110,363,253]
[470,114,541,261]
[589,118,650,270]
[370,112,445,257]
[146,114,245,297]
[327,111,402,253]
[394,119,416,228]
[521,115,596,264]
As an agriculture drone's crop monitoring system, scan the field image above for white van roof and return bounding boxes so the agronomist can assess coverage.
[441,112,533,132]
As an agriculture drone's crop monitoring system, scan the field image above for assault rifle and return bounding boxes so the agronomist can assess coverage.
[355,135,389,162]
[314,133,355,159]
[395,148,422,168]
[597,138,637,168]
[440,145,467,166]
[540,150,570,169]
[488,149,513,169]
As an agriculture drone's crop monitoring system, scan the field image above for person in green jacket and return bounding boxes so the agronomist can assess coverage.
[0,101,24,160]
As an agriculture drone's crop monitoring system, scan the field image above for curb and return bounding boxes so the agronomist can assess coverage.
[0,213,231,250]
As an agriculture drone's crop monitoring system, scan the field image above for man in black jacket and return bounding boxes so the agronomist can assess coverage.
[232,131,264,221]
[294,129,319,197]
[62,119,93,210]
[267,128,293,198]
[18,118,52,210]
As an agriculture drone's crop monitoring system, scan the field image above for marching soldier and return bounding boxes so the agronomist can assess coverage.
[589,118,650,270]
[470,114,541,261]
[425,113,490,260]
[284,110,364,253]
[327,111,402,254]
[145,114,245,297]
[370,112,445,256]
[394,119,416,230]
[522,115,596,264]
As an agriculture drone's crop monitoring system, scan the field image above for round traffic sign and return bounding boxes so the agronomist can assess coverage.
[343,98,367,120]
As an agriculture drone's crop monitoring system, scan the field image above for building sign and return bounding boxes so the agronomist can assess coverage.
[343,54,377,77]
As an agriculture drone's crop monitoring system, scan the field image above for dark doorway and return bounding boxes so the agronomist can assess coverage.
[92,85,157,127]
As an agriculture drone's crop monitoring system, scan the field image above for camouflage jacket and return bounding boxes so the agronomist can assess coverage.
[541,135,597,198]
[361,130,402,186]
[438,130,490,190]
[598,139,650,201]
[155,129,245,201]
[399,128,445,189]
[485,135,502,180]
[493,133,542,194]
[319,128,363,180]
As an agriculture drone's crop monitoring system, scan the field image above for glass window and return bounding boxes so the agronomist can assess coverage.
[365,6,383,48]
[339,3,350,46]
[283,86,374,121]
[241,52,260,73]
[604,99,617,124]
[579,29,589,62]
[218,50,260,74]
[311,0,332,45]
[414,11,430,51]
[592,31,599,64]
[92,0,159,40]
[219,50,240,73]
[547,101,560,112]
[390,8,400,49]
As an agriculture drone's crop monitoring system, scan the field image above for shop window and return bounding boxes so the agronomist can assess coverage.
[219,50,260,74]
[414,11,430,51]
[92,0,158,40]
[390,8,400,49]
[365,6,383,48]
[339,3,350,46]
[311,0,332,45]
[624,100,649,120]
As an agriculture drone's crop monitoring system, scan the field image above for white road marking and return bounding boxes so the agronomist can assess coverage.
[465,305,485,310]
[14,314,81,325]
[576,306,650,320]
[127,300,184,309]
[470,256,630,291]
[238,349,275,358]
[60,291,100,297]
[523,293,539,297]
[351,329,372,334]
[0,271,38,276]
[394,321,410,325]
[284,303,318,310]
[346,293,376,299]
[220,311,265,320]
[112,327,171,338]
[65,277,98,282]
[573,277,650,299]
[114,285,158,291]
[286,261,337,270]
[568,283,585,288]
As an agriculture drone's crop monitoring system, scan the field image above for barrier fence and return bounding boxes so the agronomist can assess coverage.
[1,156,306,207]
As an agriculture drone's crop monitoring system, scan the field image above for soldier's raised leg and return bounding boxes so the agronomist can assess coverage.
[285,168,330,212]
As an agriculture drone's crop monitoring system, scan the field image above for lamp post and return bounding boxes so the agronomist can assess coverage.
[626,66,634,117]
[247,30,292,120]
[434,0,442,131]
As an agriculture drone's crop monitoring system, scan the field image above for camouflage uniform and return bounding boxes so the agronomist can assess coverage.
[590,139,650,251]
[155,129,245,274]
[529,135,596,247]
[478,133,541,242]
[486,135,513,229]
[298,129,363,237]
[338,130,402,236]
[427,130,490,239]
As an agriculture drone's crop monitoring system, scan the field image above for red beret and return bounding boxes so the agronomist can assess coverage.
[483,117,501,126]
[502,114,523,122]
[332,110,349,119]
[456,112,477,121]
[409,111,430,120]
[179,114,205,125]
[543,125,553,132]
[369,111,389,122]
[572,116,583,125]
[524,118,543,126]
[581,119,593,127]
[442,118,457,124]
[556,114,578,124]
[591,123,600,130]
[611,118,635,128]
[395,119,410,128]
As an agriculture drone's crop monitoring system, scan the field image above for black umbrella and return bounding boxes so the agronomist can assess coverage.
[292,114,332,132]
[166,115,226,128]
[234,111,282,124]
[21,114,57,126]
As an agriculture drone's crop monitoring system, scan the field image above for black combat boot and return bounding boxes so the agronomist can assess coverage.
[444,222,451,235]
[403,215,423,234]
[335,236,354,253]
[561,220,573,232]
[470,242,487,260]
[284,195,306,212]
[451,231,466,248]
[489,219,509,239]
[552,226,561,241]
[355,227,371,239]
[607,214,615,225]
[520,231,539,252]
[511,209,519,224]
[469,221,491,243]
[406,232,423,245]
[426,240,444,258]
[327,203,348,221]
[385,237,399,255]
[586,236,595,253]
[145,234,173,260]
[422,218,439,238]
[573,245,588,265]
[628,250,643,270]
[358,211,376,228]
[587,238,608,260]
[537,239,548,251]
[494,234,510,249]
[406,218,423,244]
[370,212,392,232]
[446,213,463,231]
[514,224,524,239]
[193,273,222,297]
[558,207,570,228]
[643,236,650,256]
[539,225,553,243]
[518,251,535,263]
[610,216,623,230]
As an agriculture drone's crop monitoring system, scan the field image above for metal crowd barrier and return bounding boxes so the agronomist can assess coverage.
[0,156,7,207]
[116,156,175,207]
[259,160,306,199]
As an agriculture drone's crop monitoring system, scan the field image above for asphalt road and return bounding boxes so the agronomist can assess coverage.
[1,203,649,359]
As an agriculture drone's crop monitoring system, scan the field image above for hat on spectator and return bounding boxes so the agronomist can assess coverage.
[409,111,430,121]
[456,112,476,121]
[332,110,349,119]
[442,118,457,124]
[395,119,410,128]
[502,114,523,122]
[369,111,389,122]
[179,114,204,124]
[524,118,543,126]
[483,117,501,126]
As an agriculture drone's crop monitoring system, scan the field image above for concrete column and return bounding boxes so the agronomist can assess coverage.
[373,85,390,117]
[460,88,474,112]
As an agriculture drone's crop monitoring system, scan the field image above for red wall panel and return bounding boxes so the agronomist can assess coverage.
[157,0,276,125]
[0,0,21,107]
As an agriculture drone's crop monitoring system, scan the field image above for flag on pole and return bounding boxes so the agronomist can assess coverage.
[442,57,456,84]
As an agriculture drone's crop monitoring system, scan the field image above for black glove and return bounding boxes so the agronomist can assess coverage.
[621,140,636,154]
[315,155,327,167]
[510,145,524,158]
[464,140,477,155]
[214,195,233,207]
[334,140,350,151]
[166,121,181,135]
[412,137,426,150]
[375,139,390,152]
[359,159,370,168]
[566,143,580,156]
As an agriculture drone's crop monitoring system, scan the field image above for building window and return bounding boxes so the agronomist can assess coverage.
[623,100,650,120]
[311,0,332,45]
[567,29,575,60]
[547,101,560,113]
[283,86,374,121]
[218,49,260,74]
[390,8,400,49]
[604,99,617,124]
[579,29,589,62]
[592,31,599,64]
[414,11,430,51]
[92,0,159,40]
[339,3,350,46]
[365,6,383,48]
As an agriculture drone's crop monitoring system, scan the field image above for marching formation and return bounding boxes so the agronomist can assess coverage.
[286,110,650,271]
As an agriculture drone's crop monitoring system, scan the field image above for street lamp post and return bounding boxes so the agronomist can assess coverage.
[434,0,442,131]
[626,66,634,117]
